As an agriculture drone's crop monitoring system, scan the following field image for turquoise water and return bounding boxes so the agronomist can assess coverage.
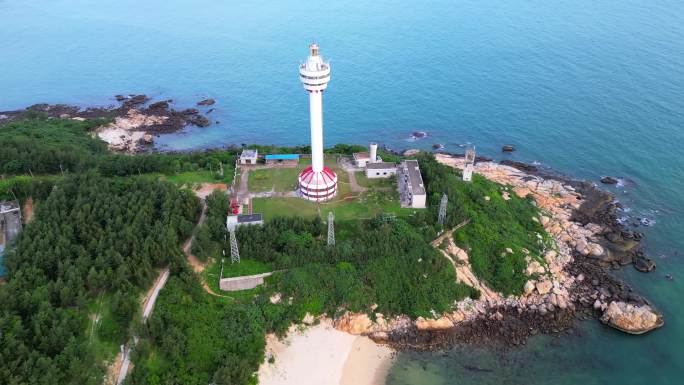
[1,0,683,382]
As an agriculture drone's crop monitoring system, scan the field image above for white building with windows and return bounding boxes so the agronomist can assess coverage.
[397,160,426,209]
[365,162,397,179]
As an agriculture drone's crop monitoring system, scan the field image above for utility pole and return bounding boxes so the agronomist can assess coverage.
[229,228,240,264]
[327,211,335,247]
[438,193,448,226]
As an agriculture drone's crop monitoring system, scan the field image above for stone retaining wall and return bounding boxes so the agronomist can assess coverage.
[219,272,274,291]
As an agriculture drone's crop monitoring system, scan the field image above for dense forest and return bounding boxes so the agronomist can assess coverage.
[0,116,236,180]
[0,174,200,384]
[0,114,109,175]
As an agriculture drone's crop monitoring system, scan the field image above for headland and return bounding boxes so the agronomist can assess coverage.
[0,99,664,385]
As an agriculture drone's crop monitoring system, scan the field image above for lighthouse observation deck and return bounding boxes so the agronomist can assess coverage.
[300,43,330,92]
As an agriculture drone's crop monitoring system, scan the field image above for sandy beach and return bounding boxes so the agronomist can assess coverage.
[258,319,394,385]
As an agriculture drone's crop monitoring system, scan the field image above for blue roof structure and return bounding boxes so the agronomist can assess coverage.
[265,154,299,160]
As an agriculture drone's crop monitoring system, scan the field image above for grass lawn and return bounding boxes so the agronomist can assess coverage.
[249,155,414,221]
[248,167,301,192]
[247,156,346,193]
[253,189,414,221]
[355,172,396,188]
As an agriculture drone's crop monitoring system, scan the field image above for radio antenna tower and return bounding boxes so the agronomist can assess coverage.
[327,211,335,247]
[229,228,240,263]
[438,193,448,226]
[463,146,476,182]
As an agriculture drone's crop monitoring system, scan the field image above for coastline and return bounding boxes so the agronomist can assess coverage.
[330,153,662,350]
[258,319,394,385]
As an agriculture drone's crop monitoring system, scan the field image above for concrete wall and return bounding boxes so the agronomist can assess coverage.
[411,194,426,209]
[365,168,396,179]
[219,272,273,291]
[0,204,22,246]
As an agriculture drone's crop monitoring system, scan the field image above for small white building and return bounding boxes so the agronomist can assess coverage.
[365,162,397,179]
[239,149,258,165]
[397,160,426,209]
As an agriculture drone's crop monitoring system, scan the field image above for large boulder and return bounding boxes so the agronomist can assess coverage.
[600,176,619,185]
[415,316,454,330]
[535,280,553,295]
[634,256,656,272]
[302,312,315,325]
[600,301,663,335]
[197,98,216,106]
[334,312,373,335]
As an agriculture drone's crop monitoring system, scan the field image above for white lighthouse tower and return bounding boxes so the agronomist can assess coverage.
[298,43,338,201]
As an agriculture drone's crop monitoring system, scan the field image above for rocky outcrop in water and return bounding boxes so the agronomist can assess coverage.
[197,98,216,106]
[600,301,663,334]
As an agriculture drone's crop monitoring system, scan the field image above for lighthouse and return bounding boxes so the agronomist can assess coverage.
[298,43,338,201]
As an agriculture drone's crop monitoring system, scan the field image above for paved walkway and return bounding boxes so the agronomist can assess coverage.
[338,157,367,193]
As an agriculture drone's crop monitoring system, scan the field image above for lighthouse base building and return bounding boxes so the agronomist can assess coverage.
[298,166,338,201]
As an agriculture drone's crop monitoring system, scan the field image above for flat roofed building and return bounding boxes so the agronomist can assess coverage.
[239,149,258,165]
[227,213,264,231]
[365,162,397,179]
[353,152,371,167]
[397,160,426,209]
[265,154,300,166]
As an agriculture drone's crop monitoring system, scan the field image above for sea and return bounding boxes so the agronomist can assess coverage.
[1,0,683,383]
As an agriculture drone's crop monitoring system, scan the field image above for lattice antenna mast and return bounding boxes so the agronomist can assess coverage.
[327,211,335,247]
[463,146,476,182]
[229,229,240,263]
[438,193,448,226]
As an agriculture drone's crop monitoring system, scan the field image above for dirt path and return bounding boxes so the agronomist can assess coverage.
[182,200,232,298]
[431,221,501,303]
[238,166,250,198]
[193,183,228,199]
[338,157,367,193]
[22,197,34,224]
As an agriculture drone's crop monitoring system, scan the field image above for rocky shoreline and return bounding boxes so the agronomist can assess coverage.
[333,153,663,351]
[0,95,215,153]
